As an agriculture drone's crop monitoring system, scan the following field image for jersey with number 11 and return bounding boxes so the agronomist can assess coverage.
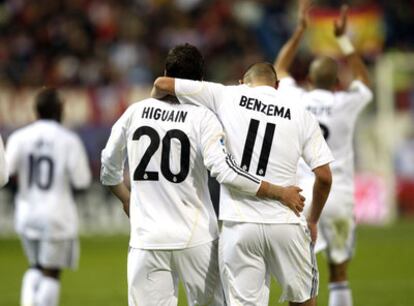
[175,80,333,224]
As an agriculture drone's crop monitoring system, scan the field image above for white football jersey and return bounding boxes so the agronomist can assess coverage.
[175,79,334,224]
[279,77,373,196]
[6,120,92,239]
[101,99,261,250]
[0,135,8,187]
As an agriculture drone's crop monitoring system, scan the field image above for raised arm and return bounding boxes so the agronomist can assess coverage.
[274,0,311,78]
[200,110,305,216]
[334,5,371,87]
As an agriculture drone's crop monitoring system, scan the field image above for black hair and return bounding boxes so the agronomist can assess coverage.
[35,87,63,121]
[165,43,204,81]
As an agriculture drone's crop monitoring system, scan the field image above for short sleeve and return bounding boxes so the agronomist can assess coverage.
[100,107,131,185]
[301,111,334,170]
[278,77,305,101]
[0,135,8,187]
[68,135,92,189]
[337,80,373,114]
[175,79,226,113]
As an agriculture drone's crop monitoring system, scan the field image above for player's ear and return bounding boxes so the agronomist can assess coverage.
[239,79,244,84]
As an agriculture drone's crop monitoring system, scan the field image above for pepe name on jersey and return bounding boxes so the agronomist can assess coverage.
[142,106,188,123]
[239,95,291,120]
[306,105,332,117]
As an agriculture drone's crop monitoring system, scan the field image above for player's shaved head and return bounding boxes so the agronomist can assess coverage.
[309,56,338,90]
[243,62,278,85]
[165,43,204,81]
[35,87,63,122]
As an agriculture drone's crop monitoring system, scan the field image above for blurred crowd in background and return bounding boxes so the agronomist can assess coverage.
[0,0,413,87]
[0,0,414,225]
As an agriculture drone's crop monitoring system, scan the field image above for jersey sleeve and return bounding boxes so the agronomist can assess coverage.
[175,79,226,113]
[198,109,261,195]
[278,77,305,100]
[0,135,8,187]
[100,108,131,186]
[68,135,92,189]
[301,110,334,170]
[338,80,373,114]
[5,133,20,177]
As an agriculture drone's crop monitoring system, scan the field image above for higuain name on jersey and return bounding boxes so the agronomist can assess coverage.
[142,106,188,123]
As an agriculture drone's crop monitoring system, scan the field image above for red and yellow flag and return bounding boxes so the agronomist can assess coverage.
[308,5,385,57]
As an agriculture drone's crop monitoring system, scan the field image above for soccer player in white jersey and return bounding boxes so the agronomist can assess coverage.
[274,3,373,306]
[6,88,92,306]
[0,135,8,187]
[101,44,305,306]
[152,61,334,305]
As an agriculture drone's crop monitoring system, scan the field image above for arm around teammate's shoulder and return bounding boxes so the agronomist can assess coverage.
[152,77,226,112]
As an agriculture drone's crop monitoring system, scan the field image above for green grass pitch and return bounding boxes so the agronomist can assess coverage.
[1,221,413,305]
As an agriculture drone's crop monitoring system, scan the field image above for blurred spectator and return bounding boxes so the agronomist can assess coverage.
[0,0,411,87]
[395,132,414,216]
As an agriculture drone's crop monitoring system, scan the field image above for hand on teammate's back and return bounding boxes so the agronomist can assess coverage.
[279,186,306,217]
[257,182,305,216]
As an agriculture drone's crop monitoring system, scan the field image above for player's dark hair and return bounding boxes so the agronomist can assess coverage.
[35,87,63,122]
[165,43,204,81]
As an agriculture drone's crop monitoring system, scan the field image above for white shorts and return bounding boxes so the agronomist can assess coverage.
[318,212,356,264]
[219,222,318,305]
[21,236,79,270]
[303,187,356,264]
[127,239,224,306]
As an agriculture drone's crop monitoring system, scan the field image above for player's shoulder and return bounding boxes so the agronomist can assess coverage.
[336,80,373,100]
[7,122,38,142]
[53,123,82,145]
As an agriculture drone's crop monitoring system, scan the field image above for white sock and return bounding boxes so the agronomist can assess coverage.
[21,268,42,306]
[328,281,353,306]
[35,276,60,306]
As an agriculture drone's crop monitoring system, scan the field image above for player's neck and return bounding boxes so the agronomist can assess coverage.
[160,95,180,104]
[313,84,335,92]
[248,81,275,88]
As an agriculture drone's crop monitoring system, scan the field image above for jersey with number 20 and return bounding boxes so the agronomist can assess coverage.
[101,99,261,250]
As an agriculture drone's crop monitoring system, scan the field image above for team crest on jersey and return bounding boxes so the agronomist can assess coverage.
[220,137,227,153]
